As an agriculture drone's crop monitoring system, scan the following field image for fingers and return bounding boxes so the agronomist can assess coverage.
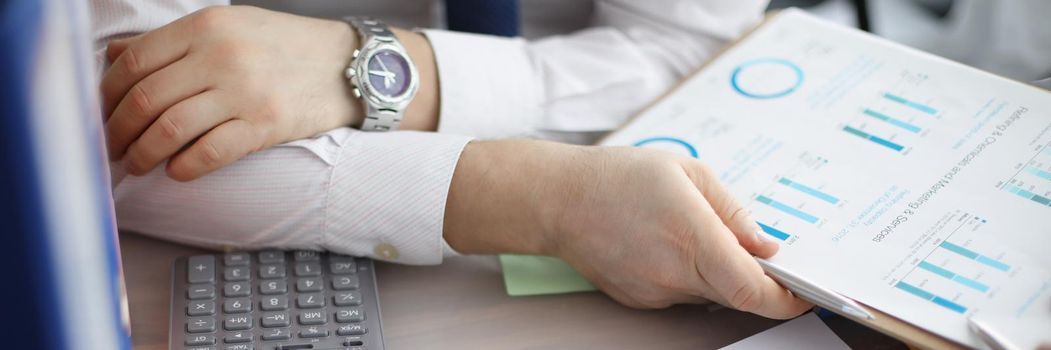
[123,90,231,175]
[682,161,779,258]
[100,16,192,117]
[690,202,812,319]
[106,57,210,160]
[105,37,132,65]
[166,119,262,182]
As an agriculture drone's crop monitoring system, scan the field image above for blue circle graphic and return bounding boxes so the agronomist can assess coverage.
[633,137,698,158]
[730,58,804,99]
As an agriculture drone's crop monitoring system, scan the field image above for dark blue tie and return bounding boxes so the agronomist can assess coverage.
[445,0,521,37]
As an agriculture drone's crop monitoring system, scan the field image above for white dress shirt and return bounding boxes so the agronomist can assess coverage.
[94,0,768,264]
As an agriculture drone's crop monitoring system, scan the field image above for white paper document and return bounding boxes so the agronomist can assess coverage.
[720,313,849,350]
[603,9,1051,349]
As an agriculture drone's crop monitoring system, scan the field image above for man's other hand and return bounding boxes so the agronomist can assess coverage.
[444,140,813,319]
[101,6,359,181]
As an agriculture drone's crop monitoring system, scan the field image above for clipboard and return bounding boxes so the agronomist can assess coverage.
[597,10,968,350]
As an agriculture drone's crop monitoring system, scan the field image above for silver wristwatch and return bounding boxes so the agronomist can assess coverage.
[343,17,419,132]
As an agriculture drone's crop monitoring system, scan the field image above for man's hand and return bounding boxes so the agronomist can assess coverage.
[444,140,812,319]
[101,6,440,181]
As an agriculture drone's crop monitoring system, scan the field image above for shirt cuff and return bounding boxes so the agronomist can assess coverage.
[421,29,543,139]
[323,130,472,265]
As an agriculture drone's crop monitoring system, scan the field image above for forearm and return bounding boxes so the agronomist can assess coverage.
[442,140,577,255]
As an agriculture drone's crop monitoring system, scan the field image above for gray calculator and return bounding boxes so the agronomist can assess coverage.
[170,250,385,350]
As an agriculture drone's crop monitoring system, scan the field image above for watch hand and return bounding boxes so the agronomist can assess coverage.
[376,57,391,73]
[368,70,395,78]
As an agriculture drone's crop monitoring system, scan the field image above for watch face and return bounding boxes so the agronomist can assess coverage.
[366,49,412,98]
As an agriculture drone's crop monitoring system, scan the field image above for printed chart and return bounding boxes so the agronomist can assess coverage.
[1000,141,1051,207]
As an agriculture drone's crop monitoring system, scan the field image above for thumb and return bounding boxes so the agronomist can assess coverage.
[682,160,780,258]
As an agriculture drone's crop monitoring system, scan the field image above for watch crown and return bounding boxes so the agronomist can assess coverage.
[352,49,360,59]
[352,88,362,98]
[344,67,356,79]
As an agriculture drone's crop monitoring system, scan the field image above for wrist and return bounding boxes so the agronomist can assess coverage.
[324,18,365,128]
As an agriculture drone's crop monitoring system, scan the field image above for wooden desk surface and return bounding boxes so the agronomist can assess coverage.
[122,232,904,349]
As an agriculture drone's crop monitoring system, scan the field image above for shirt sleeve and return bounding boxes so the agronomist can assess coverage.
[425,0,768,144]
[113,129,472,265]
[92,0,472,264]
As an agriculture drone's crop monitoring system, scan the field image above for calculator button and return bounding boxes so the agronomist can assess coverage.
[332,275,359,290]
[294,250,319,261]
[299,326,328,338]
[187,301,215,316]
[333,291,362,306]
[187,317,216,333]
[261,327,291,341]
[224,344,253,350]
[259,265,286,279]
[223,282,251,297]
[294,263,321,277]
[258,251,284,264]
[297,293,325,308]
[224,252,250,266]
[260,296,289,311]
[187,285,216,300]
[337,324,367,336]
[223,267,250,281]
[188,256,216,284]
[330,261,356,275]
[224,315,253,331]
[329,254,353,262]
[224,330,252,343]
[296,278,323,292]
[259,280,287,295]
[261,312,291,327]
[335,308,365,323]
[223,298,252,314]
[298,310,327,325]
[187,347,217,350]
[186,334,216,345]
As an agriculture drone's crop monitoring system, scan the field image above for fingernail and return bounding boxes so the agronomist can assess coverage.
[755,230,768,243]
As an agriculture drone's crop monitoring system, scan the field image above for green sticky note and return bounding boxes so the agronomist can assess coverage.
[499,254,597,296]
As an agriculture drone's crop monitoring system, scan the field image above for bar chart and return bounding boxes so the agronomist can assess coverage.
[1000,142,1051,208]
[892,212,1011,315]
[840,91,937,153]
[745,152,853,243]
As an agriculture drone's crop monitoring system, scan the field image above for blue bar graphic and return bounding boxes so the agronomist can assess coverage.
[975,256,1011,272]
[863,109,922,133]
[842,126,905,152]
[939,242,1011,272]
[778,178,840,204]
[1004,184,1051,206]
[756,222,790,241]
[895,281,967,314]
[917,261,990,292]
[884,93,937,115]
[755,195,820,224]
[1024,166,1051,181]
